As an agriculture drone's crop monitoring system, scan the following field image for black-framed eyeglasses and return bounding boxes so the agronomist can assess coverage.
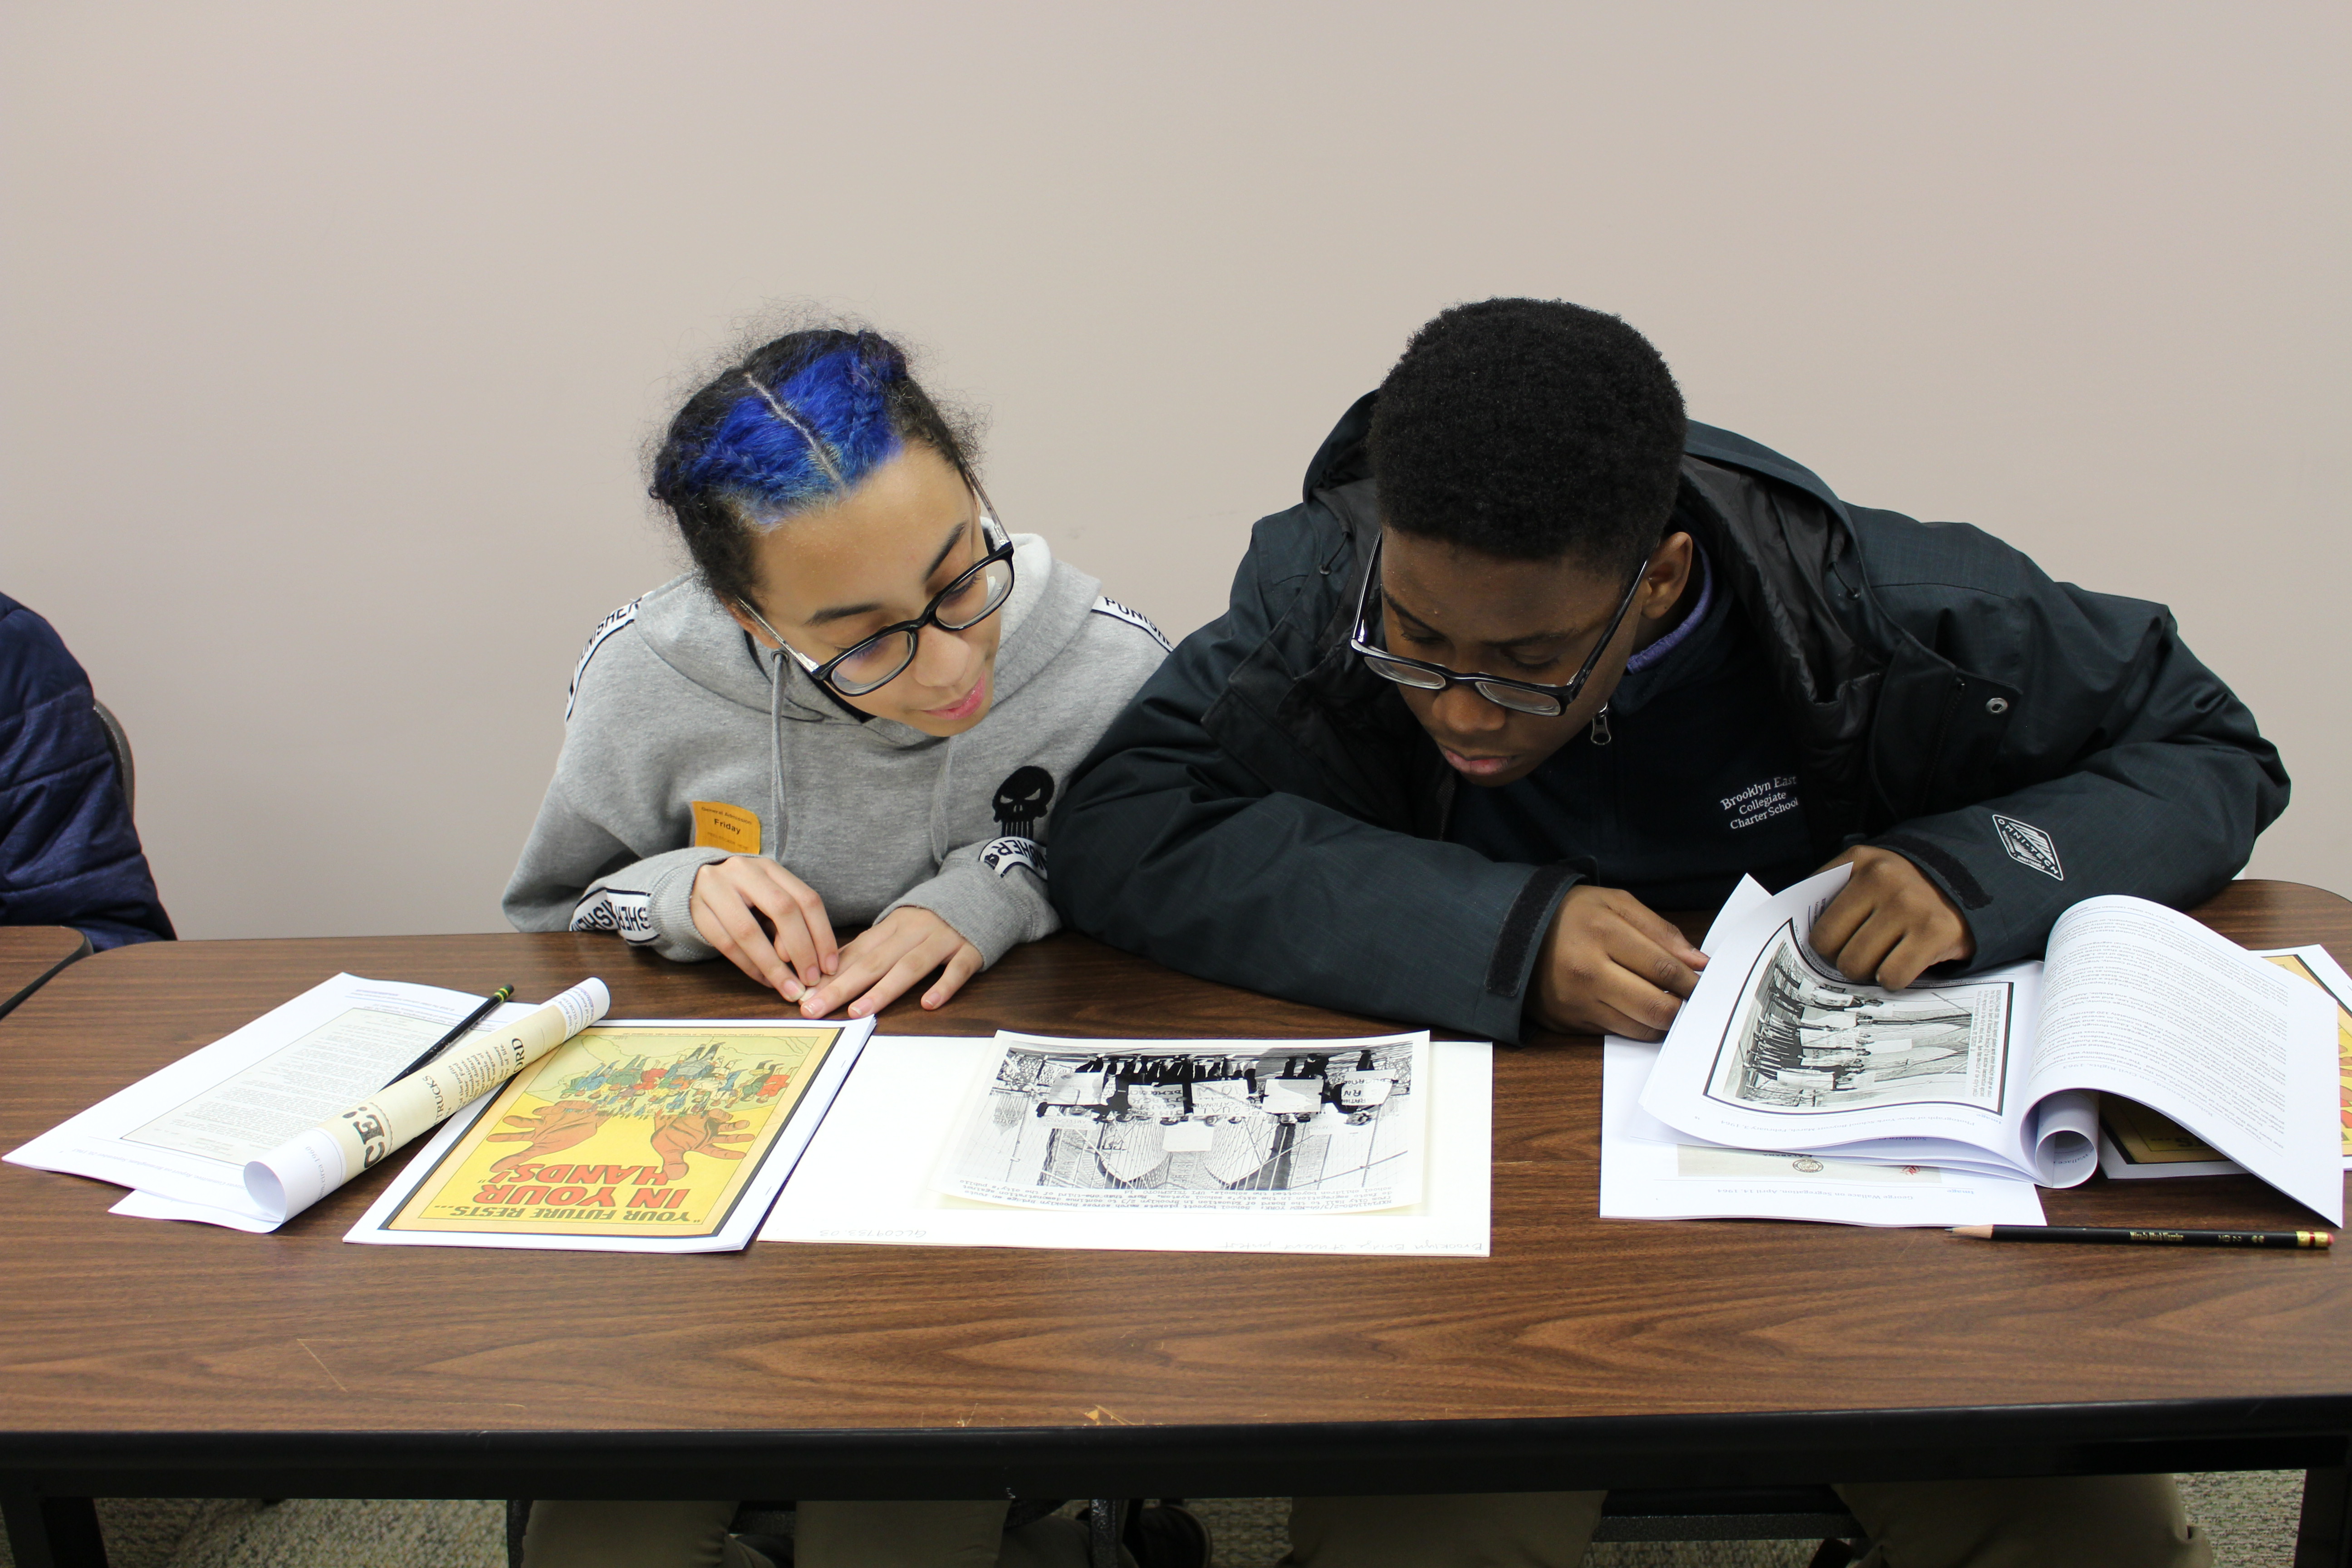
[1348,533,1651,718]
[744,505,1017,698]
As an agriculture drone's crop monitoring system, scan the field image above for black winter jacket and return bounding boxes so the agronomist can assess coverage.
[1051,396,2288,1043]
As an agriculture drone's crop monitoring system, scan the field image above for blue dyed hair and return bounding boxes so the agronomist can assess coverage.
[650,327,979,607]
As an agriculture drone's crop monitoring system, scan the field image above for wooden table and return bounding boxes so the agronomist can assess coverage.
[2,883,2348,1567]
[0,927,89,1022]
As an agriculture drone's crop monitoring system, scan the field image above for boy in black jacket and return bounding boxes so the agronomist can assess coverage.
[1056,300,2283,1048]
[1054,299,2267,1566]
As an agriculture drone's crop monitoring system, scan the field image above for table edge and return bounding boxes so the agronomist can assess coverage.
[5,1392,2348,1498]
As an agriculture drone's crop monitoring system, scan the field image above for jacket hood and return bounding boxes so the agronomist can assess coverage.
[625,533,1082,749]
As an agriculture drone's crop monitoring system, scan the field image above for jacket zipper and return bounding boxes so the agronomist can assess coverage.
[1913,675,1967,818]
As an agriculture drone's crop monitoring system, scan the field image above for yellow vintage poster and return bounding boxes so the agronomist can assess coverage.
[382,1022,847,1240]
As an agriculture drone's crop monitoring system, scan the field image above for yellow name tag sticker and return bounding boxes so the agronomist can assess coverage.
[691,800,761,855]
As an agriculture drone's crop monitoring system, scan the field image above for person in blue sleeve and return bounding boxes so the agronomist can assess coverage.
[0,593,173,951]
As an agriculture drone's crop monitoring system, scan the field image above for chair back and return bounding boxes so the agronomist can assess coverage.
[91,699,134,815]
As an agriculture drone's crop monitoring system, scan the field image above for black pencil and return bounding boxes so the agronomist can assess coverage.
[381,985,514,1088]
[1950,1224,2332,1249]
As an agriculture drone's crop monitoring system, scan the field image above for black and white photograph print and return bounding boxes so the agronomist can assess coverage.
[1705,923,2013,1115]
[937,1035,1426,1213]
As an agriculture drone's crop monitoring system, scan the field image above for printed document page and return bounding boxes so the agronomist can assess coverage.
[2028,898,2339,1222]
[1639,867,2055,1178]
[1601,1037,2046,1226]
[762,1035,1490,1257]
[2261,946,2352,1169]
[6,974,535,1228]
[2097,944,2352,1180]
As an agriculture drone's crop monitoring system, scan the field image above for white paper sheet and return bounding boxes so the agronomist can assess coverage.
[244,980,608,1223]
[1602,1038,2047,1226]
[6,974,539,1230]
[108,1186,290,1232]
[761,1035,1491,1257]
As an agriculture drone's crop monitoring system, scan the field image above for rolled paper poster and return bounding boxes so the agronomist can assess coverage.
[244,978,610,1222]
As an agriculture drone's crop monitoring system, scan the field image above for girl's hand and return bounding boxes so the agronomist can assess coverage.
[797,906,983,1020]
[689,857,839,1000]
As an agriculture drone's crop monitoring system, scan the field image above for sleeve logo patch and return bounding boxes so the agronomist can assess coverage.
[1091,595,1172,651]
[1992,814,2064,881]
[565,596,643,720]
[570,887,658,943]
[980,836,1046,880]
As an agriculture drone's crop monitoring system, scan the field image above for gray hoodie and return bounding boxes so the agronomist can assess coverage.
[503,534,1168,966]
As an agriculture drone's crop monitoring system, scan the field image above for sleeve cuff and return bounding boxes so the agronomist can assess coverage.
[883,865,1055,968]
[644,848,732,961]
[1469,862,1584,1045]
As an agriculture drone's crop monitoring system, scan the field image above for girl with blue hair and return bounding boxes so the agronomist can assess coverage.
[507,325,1169,1023]
[504,328,1184,1567]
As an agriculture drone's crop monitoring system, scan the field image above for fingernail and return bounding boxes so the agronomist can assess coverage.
[823,956,839,975]
[780,979,801,1000]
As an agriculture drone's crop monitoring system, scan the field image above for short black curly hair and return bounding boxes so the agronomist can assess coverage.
[1367,299,1686,570]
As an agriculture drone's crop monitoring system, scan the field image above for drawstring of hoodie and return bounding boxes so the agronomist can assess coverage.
[932,731,960,863]
[758,636,965,867]
[767,647,788,859]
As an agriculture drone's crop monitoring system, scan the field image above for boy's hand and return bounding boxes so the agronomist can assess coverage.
[1810,846,1975,987]
[797,906,983,1020]
[690,856,839,1000]
[1529,884,1709,1040]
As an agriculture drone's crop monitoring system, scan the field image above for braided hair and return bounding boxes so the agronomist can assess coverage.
[649,327,981,607]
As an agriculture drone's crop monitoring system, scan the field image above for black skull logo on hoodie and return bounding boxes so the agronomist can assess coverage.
[991,765,1054,841]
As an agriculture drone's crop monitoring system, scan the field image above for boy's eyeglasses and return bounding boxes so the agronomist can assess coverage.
[744,511,1017,698]
[1348,532,1650,718]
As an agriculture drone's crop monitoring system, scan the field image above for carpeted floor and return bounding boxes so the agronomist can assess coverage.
[0,1478,2308,1568]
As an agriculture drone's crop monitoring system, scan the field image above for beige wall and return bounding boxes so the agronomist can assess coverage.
[5,1,2344,939]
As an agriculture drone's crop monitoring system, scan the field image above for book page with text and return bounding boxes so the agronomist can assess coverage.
[2031,897,2340,1222]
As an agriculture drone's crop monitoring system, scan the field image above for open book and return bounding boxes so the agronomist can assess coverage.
[1638,867,2343,1224]
[2096,943,2352,1180]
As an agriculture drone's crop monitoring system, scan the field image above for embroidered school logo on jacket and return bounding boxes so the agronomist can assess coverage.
[1722,775,1799,831]
[1992,814,2063,880]
[570,886,657,943]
